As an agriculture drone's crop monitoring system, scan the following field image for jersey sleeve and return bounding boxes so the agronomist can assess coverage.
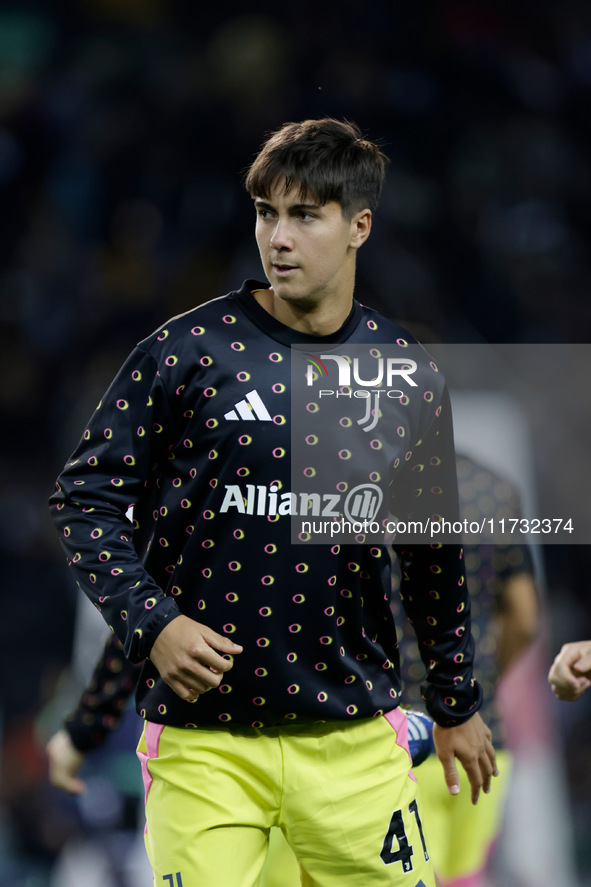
[394,542,483,726]
[49,345,182,662]
[391,384,483,726]
[65,634,141,753]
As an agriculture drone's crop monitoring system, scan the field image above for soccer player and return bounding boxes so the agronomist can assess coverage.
[549,640,591,700]
[49,118,496,887]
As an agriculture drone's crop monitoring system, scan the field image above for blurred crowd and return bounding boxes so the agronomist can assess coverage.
[1,1,591,884]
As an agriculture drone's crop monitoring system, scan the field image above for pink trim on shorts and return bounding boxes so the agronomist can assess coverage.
[383,708,416,782]
[137,721,164,812]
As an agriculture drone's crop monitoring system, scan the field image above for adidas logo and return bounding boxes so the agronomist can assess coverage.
[224,389,272,422]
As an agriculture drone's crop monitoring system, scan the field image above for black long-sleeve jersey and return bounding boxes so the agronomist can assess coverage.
[50,280,482,729]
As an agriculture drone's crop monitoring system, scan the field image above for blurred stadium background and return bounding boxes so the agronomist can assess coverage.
[1,1,590,885]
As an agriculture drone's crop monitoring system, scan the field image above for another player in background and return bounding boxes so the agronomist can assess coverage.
[49,117,496,887]
[549,640,591,701]
[393,453,539,887]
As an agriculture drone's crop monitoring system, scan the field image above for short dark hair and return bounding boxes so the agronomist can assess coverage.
[244,118,389,218]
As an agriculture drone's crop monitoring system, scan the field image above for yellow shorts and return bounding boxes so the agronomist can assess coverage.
[413,750,512,884]
[137,709,436,887]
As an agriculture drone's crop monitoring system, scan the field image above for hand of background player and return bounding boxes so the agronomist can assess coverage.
[149,614,243,701]
[548,640,591,701]
[433,711,498,805]
[46,729,87,795]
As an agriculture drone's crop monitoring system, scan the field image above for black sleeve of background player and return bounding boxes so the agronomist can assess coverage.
[65,634,142,753]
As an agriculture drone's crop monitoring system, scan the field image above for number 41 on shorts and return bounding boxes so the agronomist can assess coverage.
[380,799,429,872]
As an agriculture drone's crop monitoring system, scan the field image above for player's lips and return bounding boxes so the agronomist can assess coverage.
[271,262,298,277]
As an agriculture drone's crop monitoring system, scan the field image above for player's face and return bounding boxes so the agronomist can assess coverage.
[254,180,371,308]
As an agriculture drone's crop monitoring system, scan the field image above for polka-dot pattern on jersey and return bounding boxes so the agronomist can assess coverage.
[50,280,481,729]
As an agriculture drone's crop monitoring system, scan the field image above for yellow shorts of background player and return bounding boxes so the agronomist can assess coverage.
[413,750,512,886]
[137,709,437,887]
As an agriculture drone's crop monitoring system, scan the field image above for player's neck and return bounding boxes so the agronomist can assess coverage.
[254,288,354,337]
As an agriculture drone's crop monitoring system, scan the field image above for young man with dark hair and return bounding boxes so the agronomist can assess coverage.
[50,118,496,887]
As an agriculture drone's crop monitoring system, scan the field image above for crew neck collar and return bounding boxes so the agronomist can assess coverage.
[233,280,363,347]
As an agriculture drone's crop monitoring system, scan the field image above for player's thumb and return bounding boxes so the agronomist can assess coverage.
[210,629,243,654]
[574,652,591,675]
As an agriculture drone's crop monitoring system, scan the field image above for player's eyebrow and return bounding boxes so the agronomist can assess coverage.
[254,198,323,213]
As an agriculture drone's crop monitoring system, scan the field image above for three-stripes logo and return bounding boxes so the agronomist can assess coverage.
[224,389,272,422]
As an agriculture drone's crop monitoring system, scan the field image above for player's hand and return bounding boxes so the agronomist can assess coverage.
[433,712,498,805]
[46,729,87,795]
[149,614,243,701]
[548,640,591,701]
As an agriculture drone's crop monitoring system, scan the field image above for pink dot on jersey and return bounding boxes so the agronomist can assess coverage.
[255,668,267,677]
[287,653,297,663]
[145,598,156,609]
[289,624,302,633]
[231,342,245,351]
[204,388,216,397]
[315,662,327,671]
[236,372,250,382]
[319,636,332,645]
[233,529,244,540]
[91,528,102,539]
[264,543,276,553]
[222,314,236,324]
[180,499,191,508]
[201,539,214,548]
[222,624,236,633]
[287,684,299,694]
[396,338,408,346]
[116,400,129,410]
[346,705,358,715]
[292,594,305,604]
[272,448,285,457]
[237,467,249,476]
[228,561,241,571]
[454,654,464,664]
[318,692,328,702]
[445,697,457,706]
[259,607,272,616]
[166,356,178,367]
[226,592,238,602]
[203,510,214,520]
[239,435,252,446]
[306,402,319,413]
[338,449,351,460]
[303,466,316,477]
[253,697,265,705]
[191,326,204,335]
[219,713,232,722]
[273,415,286,425]
[99,552,111,561]
[272,383,285,393]
[370,439,381,449]
[269,353,282,362]
[367,321,377,330]
[261,576,274,585]
[104,429,113,439]
[295,564,308,573]
[324,606,334,616]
